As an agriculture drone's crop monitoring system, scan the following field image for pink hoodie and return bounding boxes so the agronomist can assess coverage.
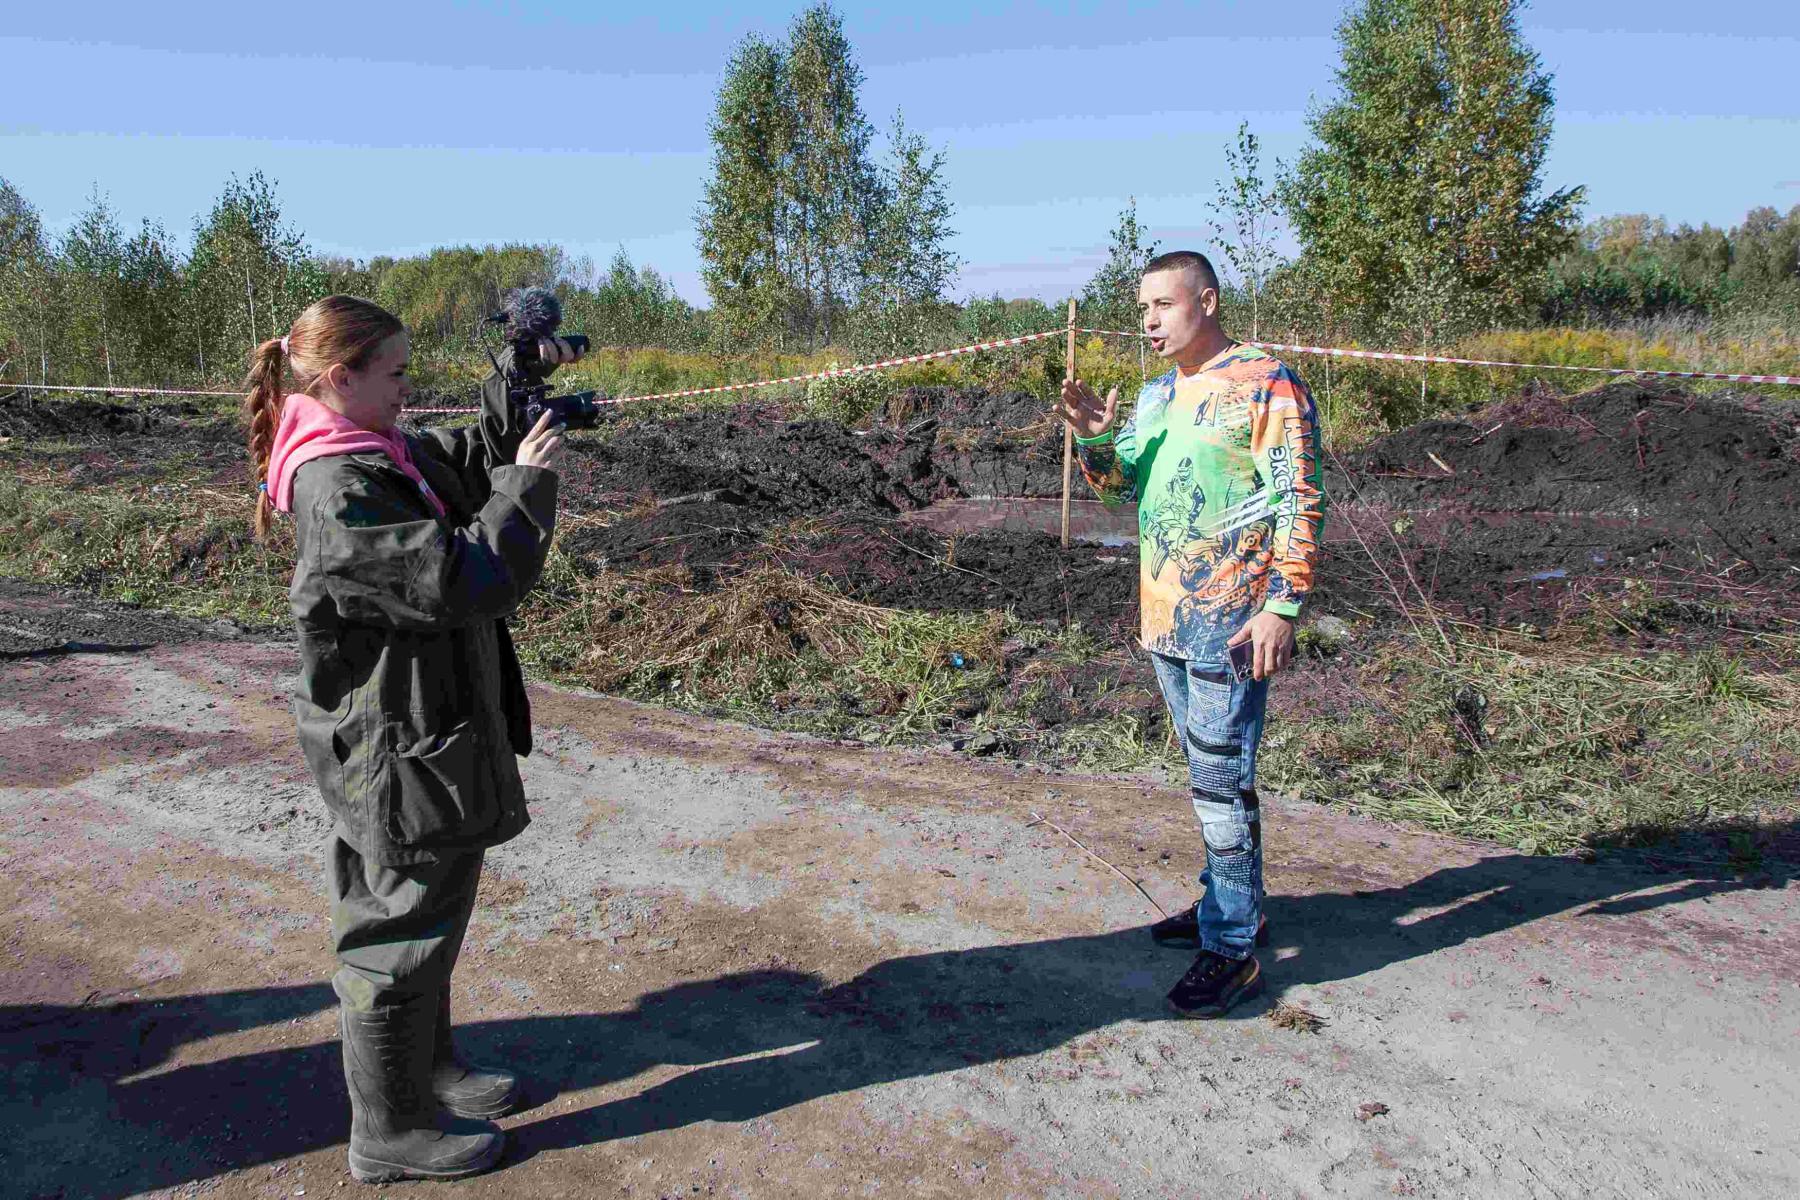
[265,393,447,519]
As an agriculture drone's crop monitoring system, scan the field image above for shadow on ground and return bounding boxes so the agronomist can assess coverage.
[4,841,1789,1199]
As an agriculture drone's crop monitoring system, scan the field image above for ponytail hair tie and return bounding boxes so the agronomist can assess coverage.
[258,481,269,494]
[279,335,290,356]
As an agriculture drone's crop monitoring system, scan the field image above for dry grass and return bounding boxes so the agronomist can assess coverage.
[1267,1002,1329,1035]
[1262,633,1800,854]
[517,555,1011,740]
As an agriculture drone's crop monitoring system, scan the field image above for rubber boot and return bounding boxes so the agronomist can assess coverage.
[340,995,505,1183]
[432,986,521,1120]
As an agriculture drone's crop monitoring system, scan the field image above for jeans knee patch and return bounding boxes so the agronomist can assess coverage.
[1189,759,1240,799]
[1187,736,1244,799]
[1201,820,1256,892]
[1202,818,1252,855]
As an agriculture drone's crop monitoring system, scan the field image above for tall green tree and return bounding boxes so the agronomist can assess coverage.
[698,6,932,349]
[784,3,880,345]
[855,112,960,353]
[697,33,796,345]
[1280,0,1584,343]
[184,172,322,380]
[864,113,958,309]
[0,179,57,383]
[1210,122,1282,339]
[60,188,130,387]
[1083,198,1159,334]
[118,218,185,384]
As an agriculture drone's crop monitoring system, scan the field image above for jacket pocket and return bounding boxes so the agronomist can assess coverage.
[382,719,497,847]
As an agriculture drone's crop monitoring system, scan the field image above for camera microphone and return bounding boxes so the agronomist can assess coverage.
[502,286,563,338]
[484,286,601,430]
[495,287,588,362]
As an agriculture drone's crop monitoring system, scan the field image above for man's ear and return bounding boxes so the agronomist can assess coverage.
[1201,288,1220,317]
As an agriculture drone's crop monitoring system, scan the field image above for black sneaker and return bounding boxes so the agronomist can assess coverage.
[1166,950,1263,1019]
[1150,903,1270,949]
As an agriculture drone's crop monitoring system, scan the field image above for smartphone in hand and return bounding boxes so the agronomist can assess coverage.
[1228,639,1255,684]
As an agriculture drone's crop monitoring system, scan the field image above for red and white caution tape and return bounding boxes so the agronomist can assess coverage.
[0,381,242,397]
[1075,328,1800,386]
[594,327,1066,406]
[5,329,1068,410]
[402,328,1069,415]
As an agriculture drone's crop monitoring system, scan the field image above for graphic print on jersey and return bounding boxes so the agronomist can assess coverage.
[1077,345,1326,661]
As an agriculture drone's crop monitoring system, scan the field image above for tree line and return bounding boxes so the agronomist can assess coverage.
[0,172,710,389]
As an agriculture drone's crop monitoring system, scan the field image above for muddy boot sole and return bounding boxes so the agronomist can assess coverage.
[348,1134,505,1184]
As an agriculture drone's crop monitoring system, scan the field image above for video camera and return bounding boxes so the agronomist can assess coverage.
[481,287,607,430]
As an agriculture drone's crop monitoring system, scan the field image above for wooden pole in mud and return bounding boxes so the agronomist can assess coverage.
[1062,299,1076,549]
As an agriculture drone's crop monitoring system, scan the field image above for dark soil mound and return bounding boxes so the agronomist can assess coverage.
[1343,383,1800,565]
[0,392,208,440]
[770,518,1137,629]
[557,406,956,517]
[547,384,1137,628]
[17,374,1795,647]
[875,386,1069,497]
[561,500,763,587]
[1323,383,1800,635]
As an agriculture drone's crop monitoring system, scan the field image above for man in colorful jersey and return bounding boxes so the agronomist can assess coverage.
[1059,250,1326,1018]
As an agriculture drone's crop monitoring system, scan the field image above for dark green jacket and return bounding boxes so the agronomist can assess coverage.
[289,364,557,866]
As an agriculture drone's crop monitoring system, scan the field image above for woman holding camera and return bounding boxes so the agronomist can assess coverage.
[244,295,566,1182]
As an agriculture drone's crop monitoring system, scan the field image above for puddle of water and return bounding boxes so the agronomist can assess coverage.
[901,497,1139,547]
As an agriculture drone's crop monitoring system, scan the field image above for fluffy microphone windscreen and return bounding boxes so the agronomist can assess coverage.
[505,287,562,336]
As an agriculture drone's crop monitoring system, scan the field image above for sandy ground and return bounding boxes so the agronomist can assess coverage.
[2,588,1797,1199]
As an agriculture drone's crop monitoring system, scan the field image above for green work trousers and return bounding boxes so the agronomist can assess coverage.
[327,831,485,1012]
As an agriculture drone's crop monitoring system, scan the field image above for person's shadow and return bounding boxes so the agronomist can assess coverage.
[5,833,1788,1198]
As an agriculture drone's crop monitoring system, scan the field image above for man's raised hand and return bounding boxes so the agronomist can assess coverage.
[1058,378,1119,440]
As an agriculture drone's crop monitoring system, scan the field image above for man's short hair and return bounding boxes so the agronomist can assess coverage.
[1142,250,1220,298]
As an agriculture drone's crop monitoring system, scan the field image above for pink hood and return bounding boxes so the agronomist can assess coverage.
[265,394,446,518]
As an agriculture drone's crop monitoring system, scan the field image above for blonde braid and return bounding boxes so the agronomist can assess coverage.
[243,337,287,538]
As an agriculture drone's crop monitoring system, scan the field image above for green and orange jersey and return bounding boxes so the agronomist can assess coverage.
[1078,344,1327,661]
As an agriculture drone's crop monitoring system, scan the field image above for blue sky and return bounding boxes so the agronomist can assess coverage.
[5,1,1796,305]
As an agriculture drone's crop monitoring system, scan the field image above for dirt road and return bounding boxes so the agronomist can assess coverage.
[3,589,1796,1199]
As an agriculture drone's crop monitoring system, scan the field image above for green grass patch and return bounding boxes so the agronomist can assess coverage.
[1262,636,1800,854]
[0,473,291,625]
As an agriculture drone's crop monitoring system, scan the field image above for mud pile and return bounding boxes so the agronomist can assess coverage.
[552,389,1139,628]
[17,376,1798,642]
[546,378,1800,639]
[1345,383,1800,565]
[0,392,210,440]
[1324,383,1800,633]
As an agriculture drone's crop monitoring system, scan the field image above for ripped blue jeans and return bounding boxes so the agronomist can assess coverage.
[1149,650,1268,960]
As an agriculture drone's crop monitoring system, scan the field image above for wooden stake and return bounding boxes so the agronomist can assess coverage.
[1062,299,1076,549]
